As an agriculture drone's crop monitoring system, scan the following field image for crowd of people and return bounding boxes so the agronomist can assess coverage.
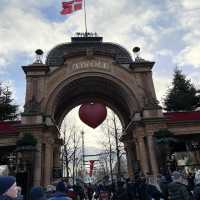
[1,170,200,200]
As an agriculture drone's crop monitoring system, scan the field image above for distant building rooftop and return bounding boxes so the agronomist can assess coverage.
[0,112,200,135]
[0,121,21,135]
[164,111,200,122]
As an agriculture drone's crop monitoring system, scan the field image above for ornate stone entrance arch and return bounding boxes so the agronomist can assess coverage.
[46,74,139,126]
[20,36,164,186]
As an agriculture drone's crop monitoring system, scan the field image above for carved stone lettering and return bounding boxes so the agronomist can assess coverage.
[69,60,111,72]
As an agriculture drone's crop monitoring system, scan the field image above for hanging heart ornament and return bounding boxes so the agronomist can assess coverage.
[79,102,107,128]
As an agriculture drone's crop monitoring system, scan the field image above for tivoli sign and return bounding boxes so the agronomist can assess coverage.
[69,60,111,72]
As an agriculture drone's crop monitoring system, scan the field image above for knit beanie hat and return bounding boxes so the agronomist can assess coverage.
[56,181,66,192]
[30,186,46,200]
[0,176,16,195]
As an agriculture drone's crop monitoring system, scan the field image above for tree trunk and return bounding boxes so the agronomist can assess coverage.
[113,116,121,181]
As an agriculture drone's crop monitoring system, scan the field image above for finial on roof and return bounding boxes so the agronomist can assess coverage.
[34,49,44,64]
[132,46,146,62]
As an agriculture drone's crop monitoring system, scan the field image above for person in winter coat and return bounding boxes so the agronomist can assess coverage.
[0,176,18,200]
[129,176,162,200]
[49,181,71,200]
[118,182,130,200]
[187,172,195,192]
[30,186,46,200]
[66,187,76,200]
[86,183,93,200]
[146,184,163,200]
[159,175,171,200]
[193,170,200,200]
[73,184,85,200]
[46,185,55,198]
[168,171,191,200]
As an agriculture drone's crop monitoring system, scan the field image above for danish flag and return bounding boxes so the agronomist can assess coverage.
[61,0,83,15]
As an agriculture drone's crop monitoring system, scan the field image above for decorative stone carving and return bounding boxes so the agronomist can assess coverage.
[24,97,42,114]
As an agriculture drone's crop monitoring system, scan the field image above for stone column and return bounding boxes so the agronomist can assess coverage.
[33,142,42,186]
[138,137,149,174]
[147,135,158,175]
[125,143,134,178]
[44,139,53,186]
[53,145,61,168]
[125,141,139,178]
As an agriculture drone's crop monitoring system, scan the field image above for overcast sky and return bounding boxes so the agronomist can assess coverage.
[0,0,200,147]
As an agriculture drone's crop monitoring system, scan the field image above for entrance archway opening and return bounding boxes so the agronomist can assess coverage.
[44,71,139,184]
[60,105,126,184]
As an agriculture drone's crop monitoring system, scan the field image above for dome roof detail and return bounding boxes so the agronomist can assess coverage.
[46,38,133,66]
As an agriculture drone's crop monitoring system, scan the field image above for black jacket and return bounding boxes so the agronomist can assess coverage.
[193,184,200,200]
[168,182,191,200]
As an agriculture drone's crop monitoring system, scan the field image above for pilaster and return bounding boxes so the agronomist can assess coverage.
[124,143,135,178]
[138,137,150,174]
[33,141,42,186]
[44,138,54,186]
[146,134,159,175]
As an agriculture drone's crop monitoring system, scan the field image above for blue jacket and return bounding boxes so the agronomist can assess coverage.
[48,192,70,200]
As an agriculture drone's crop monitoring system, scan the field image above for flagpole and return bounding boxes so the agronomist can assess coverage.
[83,0,88,36]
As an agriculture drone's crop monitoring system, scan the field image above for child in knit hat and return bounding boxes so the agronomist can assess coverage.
[0,176,18,199]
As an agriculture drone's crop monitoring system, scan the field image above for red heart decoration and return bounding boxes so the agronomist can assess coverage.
[79,103,107,129]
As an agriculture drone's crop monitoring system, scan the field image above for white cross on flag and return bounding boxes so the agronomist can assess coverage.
[61,0,83,15]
